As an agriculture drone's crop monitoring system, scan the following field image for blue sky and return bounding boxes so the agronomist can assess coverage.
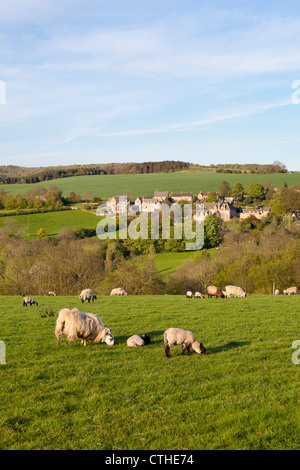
[0,0,300,170]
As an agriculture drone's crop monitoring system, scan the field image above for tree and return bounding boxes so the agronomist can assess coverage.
[247,183,266,200]
[37,228,47,238]
[232,182,245,201]
[219,181,232,200]
[204,215,221,248]
[206,192,219,203]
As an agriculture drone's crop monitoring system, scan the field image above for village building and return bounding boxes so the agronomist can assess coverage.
[107,195,130,214]
[134,197,162,213]
[197,192,211,201]
[153,191,169,201]
[239,207,271,220]
[170,192,193,203]
[203,202,238,222]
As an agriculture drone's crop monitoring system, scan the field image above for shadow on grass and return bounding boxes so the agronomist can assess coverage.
[207,341,251,355]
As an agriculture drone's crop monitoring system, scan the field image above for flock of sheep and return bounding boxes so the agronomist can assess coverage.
[186,284,298,299]
[21,283,298,357]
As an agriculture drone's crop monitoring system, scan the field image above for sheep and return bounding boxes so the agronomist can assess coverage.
[194,292,204,299]
[55,308,114,347]
[110,287,128,296]
[48,291,57,296]
[127,334,151,347]
[186,291,193,298]
[207,286,224,299]
[164,328,206,358]
[274,289,280,295]
[79,289,97,303]
[222,291,229,298]
[283,287,298,295]
[23,296,38,306]
[225,285,247,298]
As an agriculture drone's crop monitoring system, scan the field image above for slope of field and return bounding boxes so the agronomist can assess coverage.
[0,295,299,450]
[1,172,300,200]
[0,210,98,237]
[154,248,219,276]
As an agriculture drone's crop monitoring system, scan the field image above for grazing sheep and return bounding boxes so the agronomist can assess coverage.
[110,287,128,296]
[55,308,114,347]
[222,291,229,298]
[274,289,280,295]
[186,291,193,298]
[164,328,206,358]
[283,287,298,295]
[225,285,247,298]
[207,286,224,299]
[127,334,151,347]
[194,292,204,299]
[23,296,38,306]
[79,289,97,303]
[48,291,57,296]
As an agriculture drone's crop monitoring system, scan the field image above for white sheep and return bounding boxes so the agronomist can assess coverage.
[164,328,206,358]
[110,288,128,296]
[225,285,247,298]
[194,292,204,299]
[222,291,229,298]
[55,308,114,347]
[283,287,298,295]
[186,291,193,298]
[274,289,280,295]
[79,289,97,303]
[48,291,57,296]
[23,296,38,306]
[127,334,151,347]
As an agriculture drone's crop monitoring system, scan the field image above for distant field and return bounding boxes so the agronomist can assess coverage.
[155,248,219,276]
[0,210,98,237]
[1,172,300,200]
[0,294,299,450]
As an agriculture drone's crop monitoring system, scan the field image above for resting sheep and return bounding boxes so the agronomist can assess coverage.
[225,285,247,298]
[55,308,114,347]
[23,296,38,306]
[48,291,57,296]
[186,291,193,298]
[207,286,224,299]
[110,288,128,296]
[283,287,298,295]
[79,289,97,303]
[127,334,151,347]
[164,328,206,358]
[194,292,204,299]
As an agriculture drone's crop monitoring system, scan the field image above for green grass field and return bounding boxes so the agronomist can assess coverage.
[0,294,299,450]
[0,210,98,237]
[154,249,219,276]
[1,171,300,200]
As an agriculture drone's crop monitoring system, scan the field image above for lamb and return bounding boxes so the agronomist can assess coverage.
[164,328,206,358]
[283,287,298,295]
[55,308,114,347]
[79,289,97,303]
[186,291,193,298]
[274,289,280,295]
[48,291,57,296]
[207,286,224,298]
[194,292,204,299]
[127,334,151,347]
[110,288,128,296]
[225,285,247,298]
[23,296,38,306]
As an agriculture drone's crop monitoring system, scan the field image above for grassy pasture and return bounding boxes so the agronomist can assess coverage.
[0,294,299,450]
[0,210,98,237]
[1,171,300,200]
